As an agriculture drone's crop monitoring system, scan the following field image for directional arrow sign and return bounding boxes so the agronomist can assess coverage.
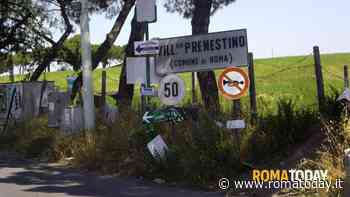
[134,40,160,56]
[143,111,153,123]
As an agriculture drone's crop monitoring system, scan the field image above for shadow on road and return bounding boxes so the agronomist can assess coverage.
[0,152,224,197]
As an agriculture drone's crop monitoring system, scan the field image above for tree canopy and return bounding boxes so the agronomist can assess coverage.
[163,0,237,112]
[0,0,48,60]
[164,0,236,18]
[59,34,125,71]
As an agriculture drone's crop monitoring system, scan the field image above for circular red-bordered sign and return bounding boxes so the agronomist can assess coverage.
[218,67,250,100]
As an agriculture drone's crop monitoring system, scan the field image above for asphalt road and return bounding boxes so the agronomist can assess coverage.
[0,152,225,197]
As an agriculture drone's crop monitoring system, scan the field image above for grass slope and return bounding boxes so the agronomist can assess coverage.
[1,53,349,111]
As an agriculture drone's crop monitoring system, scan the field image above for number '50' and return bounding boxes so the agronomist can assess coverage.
[164,82,179,98]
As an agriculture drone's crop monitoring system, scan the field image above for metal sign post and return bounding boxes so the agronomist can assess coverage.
[232,99,241,158]
[135,0,157,112]
[145,24,151,108]
[80,0,95,131]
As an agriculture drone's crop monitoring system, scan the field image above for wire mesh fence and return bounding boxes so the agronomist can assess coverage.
[57,52,350,115]
[1,50,349,116]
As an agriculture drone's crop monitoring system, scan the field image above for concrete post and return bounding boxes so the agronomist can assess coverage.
[80,0,95,130]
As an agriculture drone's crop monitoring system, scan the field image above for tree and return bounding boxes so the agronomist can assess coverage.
[117,11,146,109]
[57,34,124,71]
[28,0,132,82]
[29,0,73,81]
[0,0,47,70]
[71,0,136,101]
[1,0,131,83]
[164,0,236,113]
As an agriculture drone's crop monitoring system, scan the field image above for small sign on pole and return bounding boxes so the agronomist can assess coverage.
[147,135,168,160]
[134,40,160,56]
[126,57,161,85]
[136,0,157,23]
[337,88,350,103]
[141,87,157,96]
[226,119,245,129]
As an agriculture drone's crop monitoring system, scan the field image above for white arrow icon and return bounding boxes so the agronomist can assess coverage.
[143,112,153,123]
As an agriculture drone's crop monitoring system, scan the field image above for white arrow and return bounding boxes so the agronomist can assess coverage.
[143,112,153,123]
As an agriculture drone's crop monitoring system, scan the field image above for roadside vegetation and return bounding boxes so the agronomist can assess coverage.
[1,91,347,196]
[0,52,349,196]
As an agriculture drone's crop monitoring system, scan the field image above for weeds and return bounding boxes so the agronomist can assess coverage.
[1,94,346,195]
[5,117,57,159]
[248,99,318,162]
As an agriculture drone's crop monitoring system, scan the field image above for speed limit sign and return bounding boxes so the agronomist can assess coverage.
[159,74,185,106]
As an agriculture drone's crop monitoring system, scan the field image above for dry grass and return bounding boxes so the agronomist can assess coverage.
[291,117,350,197]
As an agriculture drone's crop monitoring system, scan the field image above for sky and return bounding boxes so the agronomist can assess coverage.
[72,0,350,58]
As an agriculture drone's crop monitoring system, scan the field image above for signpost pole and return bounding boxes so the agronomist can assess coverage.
[248,53,257,124]
[135,0,157,113]
[145,23,151,108]
[141,85,145,114]
[101,63,106,107]
[344,65,349,88]
[80,0,95,131]
[232,99,241,157]
[313,46,325,112]
[192,72,196,103]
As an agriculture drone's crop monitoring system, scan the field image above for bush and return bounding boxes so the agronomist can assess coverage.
[71,110,145,174]
[140,111,240,187]
[321,87,344,121]
[2,95,342,192]
[2,117,58,159]
[248,99,318,161]
[294,117,349,196]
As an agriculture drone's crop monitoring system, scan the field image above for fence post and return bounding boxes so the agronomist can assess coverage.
[313,46,325,111]
[192,72,197,103]
[101,62,107,107]
[248,53,257,124]
[344,65,349,88]
[344,149,350,196]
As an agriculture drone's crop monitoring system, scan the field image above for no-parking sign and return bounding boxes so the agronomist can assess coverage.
[218,67,249,100]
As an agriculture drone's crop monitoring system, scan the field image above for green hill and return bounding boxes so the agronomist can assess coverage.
[1,52,350,111]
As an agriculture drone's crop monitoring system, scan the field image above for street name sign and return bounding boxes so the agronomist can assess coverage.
[156,29,248,74]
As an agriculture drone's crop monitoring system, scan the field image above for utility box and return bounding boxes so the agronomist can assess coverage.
[60,106,83,135]
[48,91,70,128]
[101,103,118,125]
[0,81,55,124]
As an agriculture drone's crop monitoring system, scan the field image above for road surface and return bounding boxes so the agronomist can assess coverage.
[0,152,224,197]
